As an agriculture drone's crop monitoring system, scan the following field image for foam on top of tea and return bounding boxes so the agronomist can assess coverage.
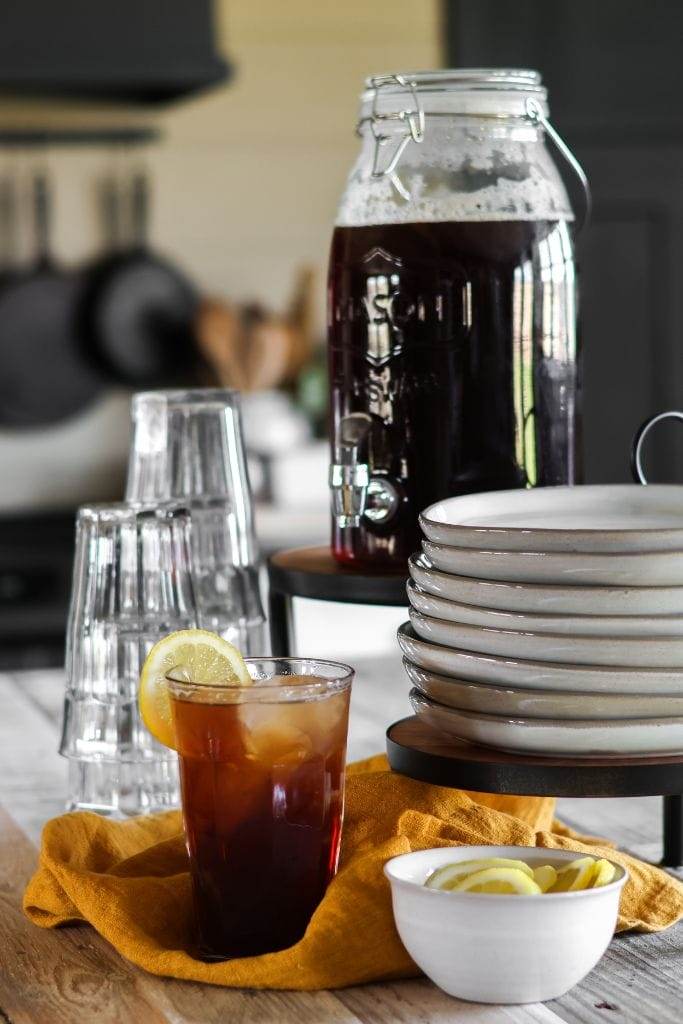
[336,133,573,227]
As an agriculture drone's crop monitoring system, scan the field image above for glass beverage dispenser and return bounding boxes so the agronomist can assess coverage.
[327,70,586,570]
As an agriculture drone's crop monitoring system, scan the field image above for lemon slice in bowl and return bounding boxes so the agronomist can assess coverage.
[425,858,534,890]
[533,864,558,892]
[138,629,251,749]
[452,867,542,895]
[591,859,617,888]
[549,856,597,892]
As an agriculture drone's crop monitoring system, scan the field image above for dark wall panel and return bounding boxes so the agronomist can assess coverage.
[446,0,683,482]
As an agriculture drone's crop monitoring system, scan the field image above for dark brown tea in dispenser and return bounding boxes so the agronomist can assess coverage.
[328,72,583,570]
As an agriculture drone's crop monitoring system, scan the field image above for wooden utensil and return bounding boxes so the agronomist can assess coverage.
[195,266,317,392]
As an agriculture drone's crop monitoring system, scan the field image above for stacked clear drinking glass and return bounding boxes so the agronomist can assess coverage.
[60,389,266,816]
[125,389,266,654]
[59,504,197,814]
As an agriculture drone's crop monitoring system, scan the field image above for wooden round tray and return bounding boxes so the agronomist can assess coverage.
[268,546,408,606]
[387,716,683,798]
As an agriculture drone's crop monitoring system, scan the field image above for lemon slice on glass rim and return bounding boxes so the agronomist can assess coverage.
[138,629,251,749]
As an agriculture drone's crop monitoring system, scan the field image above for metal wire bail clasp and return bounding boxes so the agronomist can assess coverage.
[365,74,425,201]
[525,97,592,233]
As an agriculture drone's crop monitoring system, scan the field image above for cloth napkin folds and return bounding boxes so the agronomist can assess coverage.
[24,755,683,990]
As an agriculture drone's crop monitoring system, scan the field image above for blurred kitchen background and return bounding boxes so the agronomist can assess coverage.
[0,0,440,668]
[0,0,681,667]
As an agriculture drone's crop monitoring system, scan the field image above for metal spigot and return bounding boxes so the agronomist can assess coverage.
[329,413,371,527]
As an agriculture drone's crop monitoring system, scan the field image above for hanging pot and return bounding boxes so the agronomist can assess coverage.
[0,168,103,428]
[78,168,198,388]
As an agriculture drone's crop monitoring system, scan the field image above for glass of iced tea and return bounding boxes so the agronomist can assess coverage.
[167,657,354,960]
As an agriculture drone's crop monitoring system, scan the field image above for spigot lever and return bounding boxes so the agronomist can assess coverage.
[329,413,372,528]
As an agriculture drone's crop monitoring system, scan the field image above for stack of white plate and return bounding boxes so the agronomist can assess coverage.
[399,485,683,758]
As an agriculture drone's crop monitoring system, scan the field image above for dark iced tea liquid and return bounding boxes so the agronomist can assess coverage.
[171,681,350,960]
[328,219,579,568]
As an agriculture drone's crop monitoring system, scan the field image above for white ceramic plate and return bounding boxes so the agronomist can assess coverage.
[396,622,683,694]
[409,688,683,758]
[420,484,683,553]
[423,539,683,586]
[406,577,683,637]
[409,608,683,669]
[403,659,683,720]
[408,553,683,616]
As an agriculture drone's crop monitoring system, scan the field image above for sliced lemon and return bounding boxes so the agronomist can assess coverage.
[533,864,558,892]
[591,859,617,888]
[425,857,534,890]
[138,629,251,749]
[549,856,597,893]
[452,867,542,895]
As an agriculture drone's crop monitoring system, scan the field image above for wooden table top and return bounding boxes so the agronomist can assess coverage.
[1,661,682,1024]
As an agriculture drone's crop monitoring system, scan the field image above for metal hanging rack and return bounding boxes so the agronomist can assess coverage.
[0,127,160,148]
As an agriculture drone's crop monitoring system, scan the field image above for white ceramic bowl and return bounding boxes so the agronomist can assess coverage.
[407,572,683,636]
[397,622,683,694]
[410,688,683,757]
[420,484,683,553]
[409,607,683,669]
[403,659,683,719]
[384,845,627,1004]
[422,539,683,587]
[408,553,683,616]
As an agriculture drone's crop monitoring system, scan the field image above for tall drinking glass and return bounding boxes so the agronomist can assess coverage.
[125,389,266,654]
[59,504,197,815]
[168,658,354,960]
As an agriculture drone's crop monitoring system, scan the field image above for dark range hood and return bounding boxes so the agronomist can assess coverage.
[0,0,231,104]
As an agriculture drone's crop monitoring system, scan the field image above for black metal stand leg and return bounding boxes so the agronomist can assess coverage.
[662,795,683,867]
[268,588,293,657]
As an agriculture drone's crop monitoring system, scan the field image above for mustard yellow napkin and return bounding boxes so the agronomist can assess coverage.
[24,755,683,989]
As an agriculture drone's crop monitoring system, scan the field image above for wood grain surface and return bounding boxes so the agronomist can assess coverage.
[1,665,681,1024]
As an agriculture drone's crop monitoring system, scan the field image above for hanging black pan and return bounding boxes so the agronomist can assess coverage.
[79,169,198,387]
[0,170,103,428]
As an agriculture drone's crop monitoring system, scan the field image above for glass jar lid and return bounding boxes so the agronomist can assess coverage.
[359,68,549,121]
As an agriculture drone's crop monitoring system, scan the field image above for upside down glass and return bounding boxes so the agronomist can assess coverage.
[168,658,354,960]
[126,389,266,654]
[59,504,197,815]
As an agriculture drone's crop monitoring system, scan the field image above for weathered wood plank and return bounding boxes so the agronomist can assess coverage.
[10,669,65,726]
[557,795,683,882]
[0,679,367,1024]
[0,806,364,1024]
[347,655,412,763]
[0,806,169,1024]
[0,675,67,843]
[556,795,665,863]
[142,983,365,1024]
[549,927,683,1024]
[337,977,566,1023]
[3,665,683,1024]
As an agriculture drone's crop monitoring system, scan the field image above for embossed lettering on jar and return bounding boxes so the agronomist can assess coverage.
[328,71,582,570]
